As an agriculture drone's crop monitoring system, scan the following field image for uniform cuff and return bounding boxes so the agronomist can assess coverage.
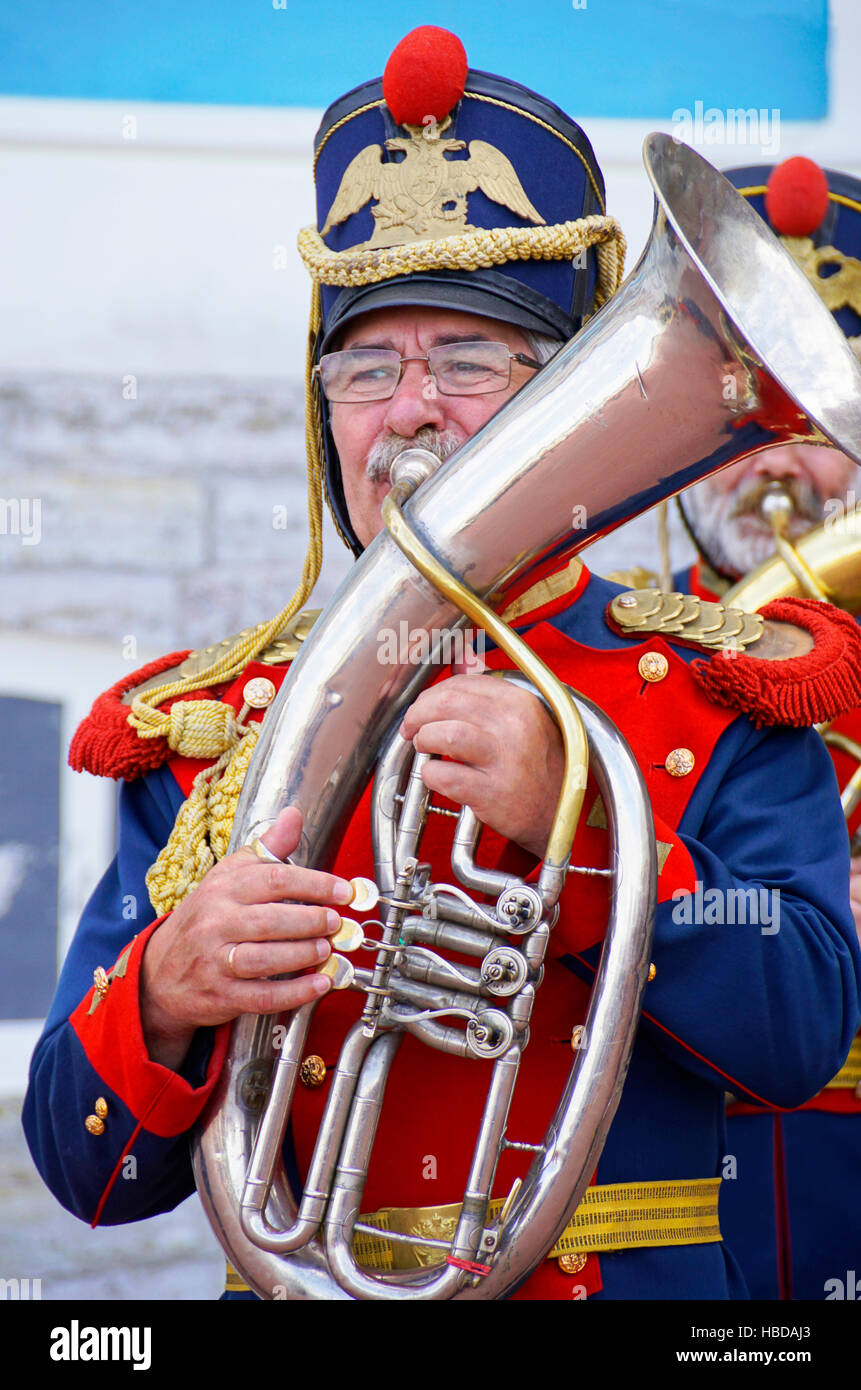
[69,918,229,1138]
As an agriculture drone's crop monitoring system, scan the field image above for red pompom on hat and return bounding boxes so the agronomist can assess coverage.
[765,157,829,237]
[382,26,468,128]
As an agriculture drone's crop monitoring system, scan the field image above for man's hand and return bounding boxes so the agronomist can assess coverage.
[400,657,565,859]
[140,807,352,1070]
[849,855,861,949]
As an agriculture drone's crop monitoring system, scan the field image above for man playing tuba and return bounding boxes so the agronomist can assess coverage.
[676,158,861,1301]
[23,32,861,1300]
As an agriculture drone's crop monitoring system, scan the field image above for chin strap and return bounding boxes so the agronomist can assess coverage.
[125,284,326,747]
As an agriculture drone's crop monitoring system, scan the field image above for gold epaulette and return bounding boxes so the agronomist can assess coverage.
[122,609,321,706]
[609,588,765,652]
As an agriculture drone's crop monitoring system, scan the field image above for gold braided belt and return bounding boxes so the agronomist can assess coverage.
[224,1177,721,1288]
[824,1033,861,1091]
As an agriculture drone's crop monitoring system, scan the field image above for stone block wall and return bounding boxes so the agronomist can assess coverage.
[0,373,353,659]
[0,370,696,667]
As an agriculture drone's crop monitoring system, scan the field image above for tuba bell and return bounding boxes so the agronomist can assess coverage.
[192,134,861,1299]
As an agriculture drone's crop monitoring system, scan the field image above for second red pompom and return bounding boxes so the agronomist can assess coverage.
[765,156,829,237]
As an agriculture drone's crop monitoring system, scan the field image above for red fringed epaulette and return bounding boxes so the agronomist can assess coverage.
[690,598,861,729]
[69,651,192,781]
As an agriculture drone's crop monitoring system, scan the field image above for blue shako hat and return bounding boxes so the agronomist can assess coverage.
[298,25,623,555]
[723,159,861,350]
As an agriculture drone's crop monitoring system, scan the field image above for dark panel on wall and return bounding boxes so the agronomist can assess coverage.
[0,696,61,1018]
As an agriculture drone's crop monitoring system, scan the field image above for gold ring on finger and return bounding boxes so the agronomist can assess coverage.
[227,944,240,977]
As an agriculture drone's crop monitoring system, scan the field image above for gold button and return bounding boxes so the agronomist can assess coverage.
[648,963,657,982]
[570,1024,587,1052]
[665,747,695,777]
[300,1055,327,1089]
[558,1252,587,1274]
[242,677,277,709]
[638,651,669,683]
[618,593,638,608]
[85,1115,105,1136]
[93,966,110,1001]
[94,1097,108,1119]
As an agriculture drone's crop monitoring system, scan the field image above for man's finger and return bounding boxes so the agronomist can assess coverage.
[231,902,343,939]
[231,861,354,908]
[225,935,332,980]
[412,718,492,767]
[401,674,495,738]
[256,805,304,862]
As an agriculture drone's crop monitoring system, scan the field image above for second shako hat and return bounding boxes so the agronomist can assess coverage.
[724,157,861,353]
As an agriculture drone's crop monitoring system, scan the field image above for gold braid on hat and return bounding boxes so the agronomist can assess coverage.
[297,214,626,312]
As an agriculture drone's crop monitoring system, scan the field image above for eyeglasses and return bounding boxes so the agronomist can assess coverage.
[314,340,542,403]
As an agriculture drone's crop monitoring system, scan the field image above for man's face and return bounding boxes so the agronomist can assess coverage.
[328,305,540,548]
[682,443,860,580]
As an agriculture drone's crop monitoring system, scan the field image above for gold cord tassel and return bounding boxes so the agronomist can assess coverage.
[128,286,326,749]
[146,723,261,915]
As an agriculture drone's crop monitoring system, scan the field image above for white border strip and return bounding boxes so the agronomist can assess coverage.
[0,95,321,155]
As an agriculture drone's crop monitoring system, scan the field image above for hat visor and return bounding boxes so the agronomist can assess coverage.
[320,269,573,354]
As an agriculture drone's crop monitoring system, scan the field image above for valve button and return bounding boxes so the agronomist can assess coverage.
[348,877,379,912]
[331,919,364,953]
[320,954,355,990]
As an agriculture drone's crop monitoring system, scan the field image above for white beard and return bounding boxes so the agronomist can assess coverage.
[682,475,826,580]
[365,427,462,483]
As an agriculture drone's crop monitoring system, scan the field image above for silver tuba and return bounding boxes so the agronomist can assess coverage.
[192,134,861,1299]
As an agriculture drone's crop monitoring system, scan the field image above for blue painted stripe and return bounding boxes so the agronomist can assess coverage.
[0,0,827,120]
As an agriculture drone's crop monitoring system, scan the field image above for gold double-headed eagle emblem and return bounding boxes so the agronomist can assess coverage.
[321,118,545,249]
[780,235,861,358]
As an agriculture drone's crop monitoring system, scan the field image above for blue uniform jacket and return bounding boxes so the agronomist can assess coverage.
[674,561,861,1300]
[23,571,861,1300]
